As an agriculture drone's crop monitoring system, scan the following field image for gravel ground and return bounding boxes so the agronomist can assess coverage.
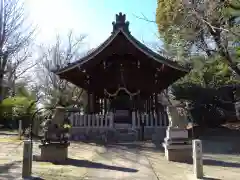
[0,132,239,180]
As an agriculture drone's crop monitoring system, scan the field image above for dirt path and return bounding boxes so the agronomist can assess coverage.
[0,140,104,180]
[0,135,239,180]
[83,144,158,180]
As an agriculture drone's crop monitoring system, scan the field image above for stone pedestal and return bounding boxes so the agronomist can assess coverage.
[39,142,70,162]
[162,127,192,163]
[193,139,203,178]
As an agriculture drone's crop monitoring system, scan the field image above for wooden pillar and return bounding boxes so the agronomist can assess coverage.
[148,97,151,114]
[133,96,138,127]
[95,95,98,114]
[89,93,94,114]
[144,99,147,114]
[89,93,93,127]
[104,95,107,115]
[131,95,135,128]
[101,98,104,115]
[92,93,96,114]
[99,98,101,114]
[147,97,151,126]
[139,94,144,141]
[92,94,96,126]
[133,96,136,110]
[150,95,154,126]
[87,91,90,114]
[103,96,107,126]
[154,93,160,126]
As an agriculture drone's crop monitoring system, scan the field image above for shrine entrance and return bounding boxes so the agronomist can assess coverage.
[110,90,132,124]
[53,12,189,141]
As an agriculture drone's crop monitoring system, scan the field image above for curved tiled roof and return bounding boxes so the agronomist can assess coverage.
[54,13,190,75]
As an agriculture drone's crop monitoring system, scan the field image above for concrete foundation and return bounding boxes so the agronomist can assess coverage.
[39,143,70,162]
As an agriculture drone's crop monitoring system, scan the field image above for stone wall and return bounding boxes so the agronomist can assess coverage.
[70,128,116,141]
[70,127,167,143]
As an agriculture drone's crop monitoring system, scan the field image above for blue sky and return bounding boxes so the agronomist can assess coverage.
[25,0,160,50]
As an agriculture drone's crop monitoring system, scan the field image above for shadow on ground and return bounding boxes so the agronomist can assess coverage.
[72,140,165,153]
[0,161,21,174]
[0,161,21,180]
[107,141,164,153]
[203,159,240,168]
[201,177,221,180]
[41,158,138,173]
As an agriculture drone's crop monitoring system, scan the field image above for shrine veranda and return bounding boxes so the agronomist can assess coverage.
[53,13,189,141]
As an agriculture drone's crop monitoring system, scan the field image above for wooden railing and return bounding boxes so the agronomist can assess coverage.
[69,111,168,128]
[132,111,168,128]
[69,113,114,128]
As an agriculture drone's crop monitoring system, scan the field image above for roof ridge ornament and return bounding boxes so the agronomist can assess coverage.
[112,12,130,34]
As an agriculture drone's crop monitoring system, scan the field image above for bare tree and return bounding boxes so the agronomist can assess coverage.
[180,0,240,73]
[36,31,87,109]
[0,0,35,102]
[137,1,240,75]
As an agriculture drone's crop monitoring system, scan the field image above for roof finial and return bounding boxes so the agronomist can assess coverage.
[112,12,130,34]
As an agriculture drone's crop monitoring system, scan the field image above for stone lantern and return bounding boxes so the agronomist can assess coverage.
[160,95,192,162]
[38,106,71,162]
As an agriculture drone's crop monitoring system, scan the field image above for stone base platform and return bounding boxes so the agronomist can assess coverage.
[162,127,192,163]
[163,143,192,163]
[39,142,70,162]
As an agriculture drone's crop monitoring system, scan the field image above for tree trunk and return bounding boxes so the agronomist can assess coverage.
[0,73,3,104]
[208,26,240,76]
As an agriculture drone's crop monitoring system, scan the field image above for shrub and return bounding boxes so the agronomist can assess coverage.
[172,84,234,127]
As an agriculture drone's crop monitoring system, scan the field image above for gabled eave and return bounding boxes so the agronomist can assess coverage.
[54,28,190,76]
[53,29,121,75]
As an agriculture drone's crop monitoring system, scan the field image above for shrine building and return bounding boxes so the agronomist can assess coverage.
[53,13,189,141]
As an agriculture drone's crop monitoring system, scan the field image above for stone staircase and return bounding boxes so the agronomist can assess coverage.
[114,123,138,142]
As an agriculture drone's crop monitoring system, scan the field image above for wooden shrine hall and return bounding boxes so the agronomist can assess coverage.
[53,12,189,141]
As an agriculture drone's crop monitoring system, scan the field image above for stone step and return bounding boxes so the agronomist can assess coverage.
[117,133,137,142]
[114,123,132,129]
[115,128,129,133]
[70,127,138,142]
[114,128,137,142]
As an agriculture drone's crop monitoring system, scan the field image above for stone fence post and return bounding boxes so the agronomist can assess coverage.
[22,140,32,178]
[18,120,22,139]
[193,139,203,179]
